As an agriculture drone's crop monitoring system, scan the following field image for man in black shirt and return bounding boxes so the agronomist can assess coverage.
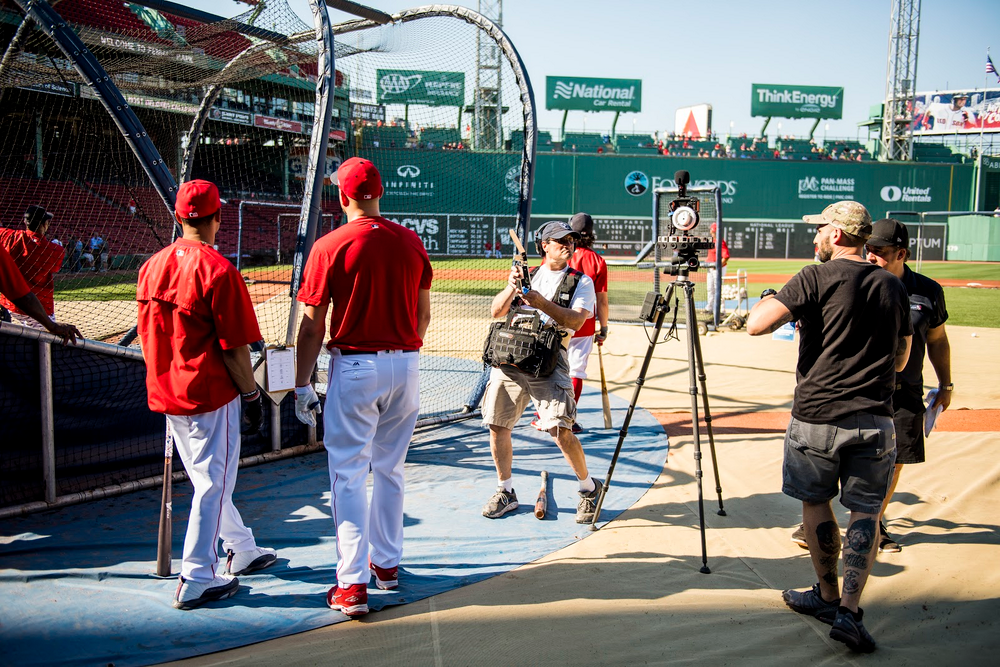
[747,200,913,653]
[865,218,952,553]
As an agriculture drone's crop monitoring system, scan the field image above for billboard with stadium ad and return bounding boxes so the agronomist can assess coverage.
[546,76,642,112]
[675,104,712,137]
[909,88,1000,134]
[376,70,465,107]
[751,83,844,119]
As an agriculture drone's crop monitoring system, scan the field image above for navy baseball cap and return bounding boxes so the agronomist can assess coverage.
[24,205,53,227]
[569,212,594,234]
[537,220,579,241]
[868,218,909,248]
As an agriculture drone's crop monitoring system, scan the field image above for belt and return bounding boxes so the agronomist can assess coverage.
[338,349,416,355]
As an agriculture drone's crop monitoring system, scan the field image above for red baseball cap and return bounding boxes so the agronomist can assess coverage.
[175,179,221,219]
[336,157,383,201]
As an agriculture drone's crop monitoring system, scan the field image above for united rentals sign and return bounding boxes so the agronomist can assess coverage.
[751,83,843,119]
[376,70,465,107]
[546,76,642,112]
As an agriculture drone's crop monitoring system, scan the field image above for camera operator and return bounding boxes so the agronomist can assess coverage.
[746,201,912,653]
[481,221,600,522]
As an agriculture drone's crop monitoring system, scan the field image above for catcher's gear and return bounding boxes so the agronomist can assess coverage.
[294,385,322,427]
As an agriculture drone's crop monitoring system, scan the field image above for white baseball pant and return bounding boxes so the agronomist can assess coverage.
[566,335,594,380]
[167,396,257,583]
[706,266,727,312]
[323,350,420,585]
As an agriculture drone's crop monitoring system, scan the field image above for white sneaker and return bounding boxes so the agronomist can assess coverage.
[172,574,239,610]
[226,546,277,575]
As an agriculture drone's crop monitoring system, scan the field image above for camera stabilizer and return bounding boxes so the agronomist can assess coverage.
[588,172,726,575]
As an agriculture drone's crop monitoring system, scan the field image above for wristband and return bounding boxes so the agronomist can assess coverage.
[760,288,777,299]
[241,388,260,400]
[940,383,954,391]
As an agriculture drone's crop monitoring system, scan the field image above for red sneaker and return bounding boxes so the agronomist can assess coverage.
[327,583,368,617]
[369,560,399,590]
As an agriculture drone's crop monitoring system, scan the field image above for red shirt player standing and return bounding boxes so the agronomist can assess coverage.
[705,222,730,315]
[565,212,609,433]
[0,205,65,325]
[294,158,432,617]
[137,179,276,610]
[0,242,80,344]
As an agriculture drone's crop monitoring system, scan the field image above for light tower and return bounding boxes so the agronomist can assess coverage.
[473,0,503,150]
[880,0,921,161]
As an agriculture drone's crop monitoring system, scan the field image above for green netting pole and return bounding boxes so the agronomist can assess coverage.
[759,117,771,139]
[561,110,568,146]
[611,110,620,144]
[808,118,820,141]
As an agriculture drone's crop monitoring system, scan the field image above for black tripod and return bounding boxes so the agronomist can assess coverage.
[588,262,726,574]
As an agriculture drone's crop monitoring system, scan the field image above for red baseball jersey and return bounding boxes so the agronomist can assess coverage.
[0,229,64,315]
[0,243,31,304]
[297,216,432,351]
[567,245,608,338]
[137,239,262,415]
[706,238,730,265]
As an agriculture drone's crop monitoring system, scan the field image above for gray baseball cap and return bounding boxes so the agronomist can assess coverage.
[537,220,579,241]
[802,200,872,240]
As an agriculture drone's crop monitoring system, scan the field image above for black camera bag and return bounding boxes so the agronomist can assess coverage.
[482,308,563,377]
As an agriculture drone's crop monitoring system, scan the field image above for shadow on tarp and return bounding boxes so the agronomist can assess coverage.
[0,388,667,667]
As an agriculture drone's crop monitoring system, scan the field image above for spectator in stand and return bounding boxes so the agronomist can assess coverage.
[0,243,81,344]
[69,237,83,272]
[89,233,105,272]
[0,206,66,329]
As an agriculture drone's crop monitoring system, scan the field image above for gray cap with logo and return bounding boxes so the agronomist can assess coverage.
[802,200,872,240]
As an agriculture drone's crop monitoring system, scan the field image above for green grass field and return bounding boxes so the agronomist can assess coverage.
[51,257,999,328]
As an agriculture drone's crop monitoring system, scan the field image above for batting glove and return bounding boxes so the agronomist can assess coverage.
[595,326,609,344]
[240,388,265,435]
[294,384,322,427]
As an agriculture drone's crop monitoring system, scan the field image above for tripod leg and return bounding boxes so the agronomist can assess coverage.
[589,284,673,531]
[683,281,711,574]
[690,304,726,517]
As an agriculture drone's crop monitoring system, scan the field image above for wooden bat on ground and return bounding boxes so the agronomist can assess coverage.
[156,425,174,577]
[598,342,613,429]
[534,470,549,519]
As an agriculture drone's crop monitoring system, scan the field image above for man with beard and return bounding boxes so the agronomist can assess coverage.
[746,201,912,653]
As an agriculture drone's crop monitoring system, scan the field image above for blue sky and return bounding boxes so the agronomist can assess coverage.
[189,0,1000,141]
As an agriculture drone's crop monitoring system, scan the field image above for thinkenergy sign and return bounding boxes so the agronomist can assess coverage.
[751,83,844,119]
[546,76,642,112]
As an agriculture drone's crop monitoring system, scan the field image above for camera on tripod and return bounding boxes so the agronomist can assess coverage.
[658,170,715,274]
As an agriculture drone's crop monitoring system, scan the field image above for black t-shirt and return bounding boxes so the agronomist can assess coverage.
[776,258,913,423]
[895,265,948,408]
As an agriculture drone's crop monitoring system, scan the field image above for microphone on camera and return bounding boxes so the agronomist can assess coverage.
[675,170,690,196]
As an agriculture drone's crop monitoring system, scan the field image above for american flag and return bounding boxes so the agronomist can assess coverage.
[988,54,1000,83]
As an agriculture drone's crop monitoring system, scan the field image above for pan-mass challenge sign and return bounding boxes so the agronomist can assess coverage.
[546,76,642,112]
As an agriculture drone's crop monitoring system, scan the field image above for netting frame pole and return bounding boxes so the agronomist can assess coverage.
[284,0,337,347]
[38,338,56,503]
[12,0,178,218]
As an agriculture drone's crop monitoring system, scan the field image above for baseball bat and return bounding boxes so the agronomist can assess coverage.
[598,342,613,429]
[156,425,173,577]
[534,470,549,519]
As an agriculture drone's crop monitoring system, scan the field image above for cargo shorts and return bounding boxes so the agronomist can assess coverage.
[782,412,897,514]
[481,350,576,431]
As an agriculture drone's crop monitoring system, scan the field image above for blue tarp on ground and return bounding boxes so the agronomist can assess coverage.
[0,389,667,666]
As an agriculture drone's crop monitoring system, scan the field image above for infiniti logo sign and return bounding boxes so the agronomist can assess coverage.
[397,164,421,178]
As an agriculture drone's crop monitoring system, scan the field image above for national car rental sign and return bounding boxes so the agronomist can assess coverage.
[546,76,642,113]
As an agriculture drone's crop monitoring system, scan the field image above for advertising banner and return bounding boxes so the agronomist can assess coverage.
[254,115,303,133]
[546,76,641,112]
[751,83,844,119]
[909,88,1000,134]
[674,103,712,137]
[376,70,465,107]
[209,107,253,126]
[351,102,386,123]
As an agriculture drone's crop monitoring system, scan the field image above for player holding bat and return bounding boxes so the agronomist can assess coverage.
[137,179,276,610]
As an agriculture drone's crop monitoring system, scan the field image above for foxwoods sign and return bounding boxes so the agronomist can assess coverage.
[546,76,642,112]
[751,83,843,119]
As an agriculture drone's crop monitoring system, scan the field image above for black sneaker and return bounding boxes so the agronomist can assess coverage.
[830,606,877,653]
[879,521,901,553]
[571,422,583,435]
[576,478,601,524]
[782,583,839,624]
[790,524,809,549]
[482,488,518,518]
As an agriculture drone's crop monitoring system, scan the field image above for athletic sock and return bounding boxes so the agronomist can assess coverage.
[572,377,583,403]
[578,476,595,494]
[499,478,513,493]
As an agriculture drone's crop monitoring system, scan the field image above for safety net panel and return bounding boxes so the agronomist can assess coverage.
[333,10,530,419]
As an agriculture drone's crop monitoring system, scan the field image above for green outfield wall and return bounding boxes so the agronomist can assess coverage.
[356,149,976,258]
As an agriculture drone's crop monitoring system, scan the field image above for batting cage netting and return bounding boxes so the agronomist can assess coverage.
[0,0,538,510]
